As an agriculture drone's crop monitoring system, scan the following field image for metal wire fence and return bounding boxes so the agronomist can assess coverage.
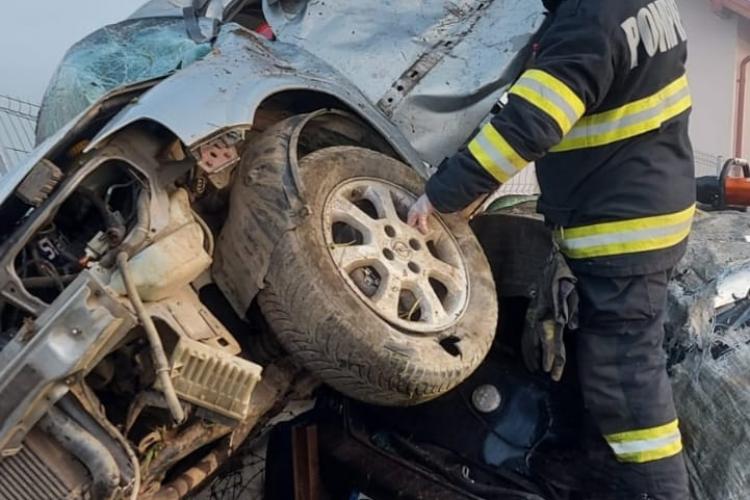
[497,163,540,195]
[0,95,39,176]
[694,149,726,177]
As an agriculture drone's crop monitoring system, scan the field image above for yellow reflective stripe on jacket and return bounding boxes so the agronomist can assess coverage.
[558,205,695,259]
[509,69,586,135]
[551,74,691,152]
[467,123,529,183]
[605,420,683,464]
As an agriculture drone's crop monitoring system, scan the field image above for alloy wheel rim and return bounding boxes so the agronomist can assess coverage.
[322,178,469,333]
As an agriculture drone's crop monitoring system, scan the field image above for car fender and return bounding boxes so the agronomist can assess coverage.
[85,24,428,176]
[0,81,159,206]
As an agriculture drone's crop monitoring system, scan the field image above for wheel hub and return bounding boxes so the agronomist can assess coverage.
[322,178,469,333]
[391,240,412,260]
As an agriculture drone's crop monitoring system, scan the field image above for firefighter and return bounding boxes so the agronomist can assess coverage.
[407,0,693,498]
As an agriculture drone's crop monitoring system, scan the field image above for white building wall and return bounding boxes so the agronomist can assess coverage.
[681,0,739,175]
[738,19,750,158]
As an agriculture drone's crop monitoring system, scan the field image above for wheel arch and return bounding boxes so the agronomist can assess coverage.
[255,89,404,160]
[84,83,429,178]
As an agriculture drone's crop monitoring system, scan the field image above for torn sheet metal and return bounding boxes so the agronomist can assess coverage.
[264,0,450,103]
[83,25,427,175]
[37,0,543,179]
[389,0,544,165]
[265,0,546,165]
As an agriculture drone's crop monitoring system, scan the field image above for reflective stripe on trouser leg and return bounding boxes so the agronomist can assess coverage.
[575,271,689,499]
[605,419,682,463]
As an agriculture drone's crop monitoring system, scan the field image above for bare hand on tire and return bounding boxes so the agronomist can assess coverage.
[407,194,435,234]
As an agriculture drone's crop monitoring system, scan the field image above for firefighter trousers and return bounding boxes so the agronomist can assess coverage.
[574,270,689,500]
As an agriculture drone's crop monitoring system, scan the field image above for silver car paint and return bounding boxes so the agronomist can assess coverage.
[2,0,543,202]
[116,0,544,166]
[83,24,429,175]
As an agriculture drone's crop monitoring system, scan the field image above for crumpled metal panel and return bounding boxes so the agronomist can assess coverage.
[264,0,450,104]
[0,114,87,207]
[264,0,545,165]
[388,0,545,165]
[11,0,543,207]
[0,81,156,207]
[84,24,426,174]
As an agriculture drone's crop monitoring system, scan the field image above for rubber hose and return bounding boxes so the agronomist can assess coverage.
[39,407,120,500]
[78,188,126,245]
[116,252,185,423]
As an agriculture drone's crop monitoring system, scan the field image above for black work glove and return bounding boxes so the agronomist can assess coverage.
[522,247,579,382]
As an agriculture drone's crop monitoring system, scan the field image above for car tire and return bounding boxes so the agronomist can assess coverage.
[258,146,498,405]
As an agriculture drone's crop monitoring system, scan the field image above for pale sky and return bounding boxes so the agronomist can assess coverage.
[0,1,146,103]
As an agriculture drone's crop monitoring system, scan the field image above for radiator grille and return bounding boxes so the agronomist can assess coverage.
[0,448,69,500]
[0,429,88,500]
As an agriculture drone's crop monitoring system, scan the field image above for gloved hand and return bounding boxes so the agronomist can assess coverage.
[522,248,579,382]
[407,194,436,234]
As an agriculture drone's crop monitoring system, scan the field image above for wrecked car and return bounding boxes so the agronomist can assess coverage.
[0,0,748,499]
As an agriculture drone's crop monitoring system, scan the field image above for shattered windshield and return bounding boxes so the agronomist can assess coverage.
[36,18,212,144]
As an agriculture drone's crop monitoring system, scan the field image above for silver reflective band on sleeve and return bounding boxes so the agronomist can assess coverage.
[467,123,528,184]
[552,74,691,152]
[512,76,582,133]
[509,69,585,135]
[562,85,690,142]
[473,131,518,180]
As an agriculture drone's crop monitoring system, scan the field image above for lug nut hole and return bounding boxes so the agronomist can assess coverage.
[408,262,421,273]
[385,225,397,238]
[383,249,395,260]
[409,239,421,251]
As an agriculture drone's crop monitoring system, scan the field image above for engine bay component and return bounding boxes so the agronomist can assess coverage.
[3,160,143,329]
[138,419,233,488]
[0,427,91,499]
[0,272,136,455]
[147,287,241,354]
[117,252,185,424]
[39,407,121,500]
[195,133,241,174]
[158,335,263,421]
[15,159,64,207]
[109,189,212,302]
